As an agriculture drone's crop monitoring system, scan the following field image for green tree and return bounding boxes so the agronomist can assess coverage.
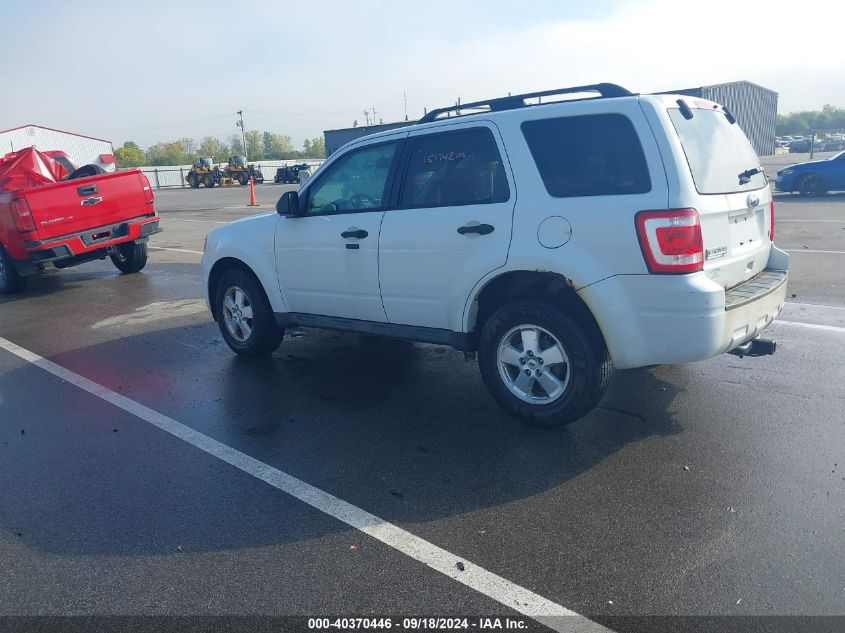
[302,136,325,158]
[776,105,845,135]
[114,141,147,168]
[146,141,187,166]
[262,131,295,159]
[198,136,228,162]
[229,134,244,156]
[244,130,263,160]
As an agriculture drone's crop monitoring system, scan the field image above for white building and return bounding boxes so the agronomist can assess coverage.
[0,124,114,169]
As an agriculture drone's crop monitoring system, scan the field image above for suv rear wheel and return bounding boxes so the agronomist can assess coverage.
[215,268,284,357]
[478,303,610,427]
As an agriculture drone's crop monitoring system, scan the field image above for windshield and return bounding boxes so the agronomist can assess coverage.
[668,108,767,194]
[232,156,246,165]
[200,157,213,167]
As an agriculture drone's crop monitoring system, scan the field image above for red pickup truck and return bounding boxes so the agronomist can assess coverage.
[0,148,160,294]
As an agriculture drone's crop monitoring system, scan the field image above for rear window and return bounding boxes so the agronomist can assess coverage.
[521,114,651,198]
[667,108,766,194]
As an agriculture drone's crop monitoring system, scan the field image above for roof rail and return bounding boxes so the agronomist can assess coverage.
[417,83,634,124]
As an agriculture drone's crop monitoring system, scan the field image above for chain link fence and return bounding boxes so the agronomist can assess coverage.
[776,128,845,159]
[130,159,325,189]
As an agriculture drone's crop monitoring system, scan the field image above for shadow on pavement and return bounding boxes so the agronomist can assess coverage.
[1,321,684,557]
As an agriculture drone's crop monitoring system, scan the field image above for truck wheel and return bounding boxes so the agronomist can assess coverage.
[0,245,27,294]
[237,172,248,186]
[478,302,610,427]
[110,241,148,274]
[187,173,199,188]
[202,173,215,188]
[215,268,283,357]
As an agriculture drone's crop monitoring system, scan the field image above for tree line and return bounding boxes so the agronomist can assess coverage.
[776,105,845,135]
[114,131,326,168]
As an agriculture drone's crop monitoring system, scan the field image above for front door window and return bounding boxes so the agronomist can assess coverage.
[305,143,397,214]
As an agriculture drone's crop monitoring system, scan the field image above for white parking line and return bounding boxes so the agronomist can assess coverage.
[165,218,229,225]
[778,219,845,223]
[784,249,845,255]
[0,336,609,633]
[148,246,204,255]
[776,320,845,334]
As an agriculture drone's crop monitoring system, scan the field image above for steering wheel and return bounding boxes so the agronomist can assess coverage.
[348,193,377,209]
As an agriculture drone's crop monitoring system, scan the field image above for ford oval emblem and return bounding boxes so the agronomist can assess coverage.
[747,194,760,209]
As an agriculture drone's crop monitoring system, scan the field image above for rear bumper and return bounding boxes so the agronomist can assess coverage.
[24,216,160,264]
[579,247,789,369]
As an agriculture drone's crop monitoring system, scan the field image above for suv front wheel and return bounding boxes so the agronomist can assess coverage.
[215,268,284,357]
[478,303,610,427]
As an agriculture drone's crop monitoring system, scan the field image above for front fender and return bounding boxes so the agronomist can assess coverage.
[201,213,287,314]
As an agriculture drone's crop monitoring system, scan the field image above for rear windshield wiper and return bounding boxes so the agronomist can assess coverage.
[738,167,762,185]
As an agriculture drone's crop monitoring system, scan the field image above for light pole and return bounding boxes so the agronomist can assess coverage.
[236,110,247,160]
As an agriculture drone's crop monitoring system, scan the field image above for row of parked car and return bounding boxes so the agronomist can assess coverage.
[777,134,845,153]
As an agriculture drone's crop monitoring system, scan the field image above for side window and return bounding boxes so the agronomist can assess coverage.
[401,127,509,208]
[304,142,397,214]
[521,114,651,198]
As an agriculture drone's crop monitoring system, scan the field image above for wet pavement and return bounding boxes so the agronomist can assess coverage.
[1,182,843,632]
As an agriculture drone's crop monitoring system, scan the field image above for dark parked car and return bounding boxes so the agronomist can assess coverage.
[274,164,309,184]
[789,138,812,153]
[775,150,845,195]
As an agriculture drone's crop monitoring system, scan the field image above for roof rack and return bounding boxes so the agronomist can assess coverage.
[417,83,634,124]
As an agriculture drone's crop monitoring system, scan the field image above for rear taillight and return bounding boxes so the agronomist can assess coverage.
[10,198,36,232]
[140,173,155,205]
[635,208,704,274]
[769,200,775,242]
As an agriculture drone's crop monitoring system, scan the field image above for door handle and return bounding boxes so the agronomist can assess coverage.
[341,229,368,239]
[457,223,494,236]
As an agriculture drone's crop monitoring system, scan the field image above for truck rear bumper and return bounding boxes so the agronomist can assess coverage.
[578,247,789,369]
[24,216,160,264]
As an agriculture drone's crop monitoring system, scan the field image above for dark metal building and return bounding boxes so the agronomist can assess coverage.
[667,80,778,156]
[324,121,412,157]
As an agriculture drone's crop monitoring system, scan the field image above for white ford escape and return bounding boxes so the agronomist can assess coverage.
[201,83,788,426]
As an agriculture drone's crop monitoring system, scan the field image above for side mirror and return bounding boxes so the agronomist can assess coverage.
[276,191,301,216]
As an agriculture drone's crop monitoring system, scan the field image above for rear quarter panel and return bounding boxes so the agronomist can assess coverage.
[459,97,670,332]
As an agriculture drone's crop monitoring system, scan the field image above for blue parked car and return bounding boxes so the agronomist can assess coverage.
[775,150,845,195]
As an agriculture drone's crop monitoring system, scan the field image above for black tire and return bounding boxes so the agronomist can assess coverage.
[214,268,284,357]
[110,241,148,274]
[187,173,199,188]
[237,172,248,186]
[478,302,610,427]
[202,173,216,188]
[0,244,27,294]
[798,174,826,196]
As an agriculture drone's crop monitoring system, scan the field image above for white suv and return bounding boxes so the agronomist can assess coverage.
[201,83,788,426]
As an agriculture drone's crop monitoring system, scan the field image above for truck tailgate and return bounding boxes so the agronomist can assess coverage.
[24,170,153,243]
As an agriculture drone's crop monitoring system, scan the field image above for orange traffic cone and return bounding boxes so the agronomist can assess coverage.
[248,176,258,206]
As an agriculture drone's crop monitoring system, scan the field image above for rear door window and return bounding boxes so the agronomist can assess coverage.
[400,127,509,208]
[521,113,651,198]
[667,108,766,194]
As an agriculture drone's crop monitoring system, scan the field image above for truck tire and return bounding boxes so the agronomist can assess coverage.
[214,268,284,357]
[0,244,27,294]
[187,173,199,188]
[202,173,216,188]
[478,302,610,427]
[237,172,248,186]
[110,241,148,274]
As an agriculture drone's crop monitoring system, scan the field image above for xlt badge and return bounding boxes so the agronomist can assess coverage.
[705,245,727,260]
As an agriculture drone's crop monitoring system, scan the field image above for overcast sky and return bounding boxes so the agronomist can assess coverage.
[2,0,842,148]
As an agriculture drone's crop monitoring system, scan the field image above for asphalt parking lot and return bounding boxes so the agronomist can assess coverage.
[1,176,843,632]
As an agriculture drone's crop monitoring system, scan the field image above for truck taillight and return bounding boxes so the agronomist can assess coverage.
[769,200,775,242]
[635,208,703,274]
[10,198,36,232]
[140,174,155,205]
